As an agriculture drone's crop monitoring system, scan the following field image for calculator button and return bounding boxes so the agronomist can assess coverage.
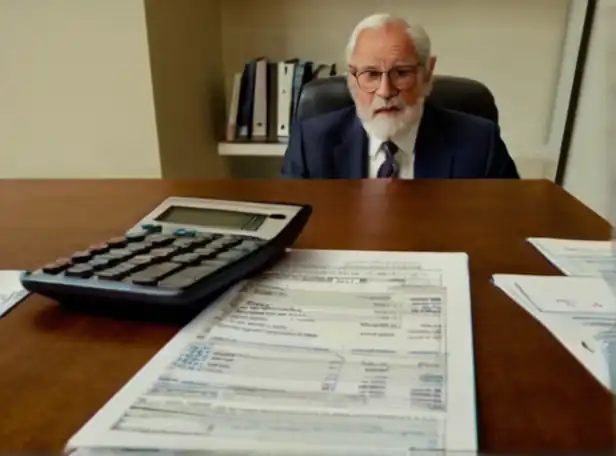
[149,247,177,260]
[130,276,159,286]
[235,243,261,254]
[141,223,162,233]
[208,240,237,251]
[172,238,201,252]
[96,269,124,280]
[88,243,110,254]
[199,259,228,271]
[71,251,92,263]
[124,242,150,255]
[116,262,138,274]
[215,250,246,262]
[128,254,158,266]
[200,233,221,242]
[88,256,113,269]
[126,262,183,286]
[106,237,127,248]
[125,232,146,242]
[147,234,175,246]
[220,236,242,245]
[190,248,216,260]
[106,248,134,261]
[42,259,71,274]
[156,275,199,289]
[96,263,137,280]
[157,264,222,289]
[241,239,265,248]
[174,228,197,237]
[65,264,94,278]
[171,253,201,266]
[190,236,210,247]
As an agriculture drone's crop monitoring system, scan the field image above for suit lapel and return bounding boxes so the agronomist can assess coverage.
[331,112,368,178]
[414,103,454,178]
[329,104,453,179]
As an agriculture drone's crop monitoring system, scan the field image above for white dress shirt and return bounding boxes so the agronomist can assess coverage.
[367,124,420,179]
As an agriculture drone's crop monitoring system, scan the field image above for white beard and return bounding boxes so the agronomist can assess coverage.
[351,91,425,140]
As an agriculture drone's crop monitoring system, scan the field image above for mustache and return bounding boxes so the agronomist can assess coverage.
[371,97,407,110]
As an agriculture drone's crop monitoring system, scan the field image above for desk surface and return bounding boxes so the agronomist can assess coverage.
[0,179,612,452]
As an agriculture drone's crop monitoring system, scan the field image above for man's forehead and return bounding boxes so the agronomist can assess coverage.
[352,25,418,63]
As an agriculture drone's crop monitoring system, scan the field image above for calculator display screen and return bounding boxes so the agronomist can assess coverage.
[156,206,266,230]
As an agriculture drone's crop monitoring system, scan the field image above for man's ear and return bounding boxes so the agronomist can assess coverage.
[426,55,437,81]
[422,56,437,97]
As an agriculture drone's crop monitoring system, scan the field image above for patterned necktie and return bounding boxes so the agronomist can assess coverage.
[376,141,399,178]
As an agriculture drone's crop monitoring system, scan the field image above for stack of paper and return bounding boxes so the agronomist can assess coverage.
[0,270,29,318]
[506,237,616,388]
[492,274,616,389]
[66,249,477,455]
[527,237,616,277]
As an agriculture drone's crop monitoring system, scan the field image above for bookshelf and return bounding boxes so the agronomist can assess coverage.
[143,0,572,179]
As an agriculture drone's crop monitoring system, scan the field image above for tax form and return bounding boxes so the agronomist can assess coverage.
[527,237,616,277]
[67,249,476,456]
[0,270,29,318]
[492,274,616,389]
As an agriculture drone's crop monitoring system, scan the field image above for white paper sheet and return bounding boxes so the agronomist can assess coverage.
[492,274,616,389]
[527,237,616,277]
[66,249,476,455]
[0,270,29,318]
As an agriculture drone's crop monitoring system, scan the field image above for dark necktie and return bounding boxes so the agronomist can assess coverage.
[376,141,399,178]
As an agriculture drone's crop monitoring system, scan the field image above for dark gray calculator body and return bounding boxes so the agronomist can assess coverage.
[20,197,311,311]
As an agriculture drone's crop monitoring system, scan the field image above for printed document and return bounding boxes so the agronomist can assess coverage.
[0,270,29,318]
[66,249,476,455]
[527,237,616,277]
[492,274,616,389]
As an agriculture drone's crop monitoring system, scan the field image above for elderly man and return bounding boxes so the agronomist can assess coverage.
[281,13,519,179]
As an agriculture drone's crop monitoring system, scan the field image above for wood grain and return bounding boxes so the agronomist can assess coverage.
[0,179,611,452]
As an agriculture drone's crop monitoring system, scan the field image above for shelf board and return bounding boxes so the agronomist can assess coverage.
[218,142,287,157]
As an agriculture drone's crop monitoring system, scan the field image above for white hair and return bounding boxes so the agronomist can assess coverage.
[345,13,432,66]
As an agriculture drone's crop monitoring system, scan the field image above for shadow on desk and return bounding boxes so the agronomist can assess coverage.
[29,295,210,329]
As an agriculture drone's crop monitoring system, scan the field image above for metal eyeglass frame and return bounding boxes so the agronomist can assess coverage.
[348,64,423,93]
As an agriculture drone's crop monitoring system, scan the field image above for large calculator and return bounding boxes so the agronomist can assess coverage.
[20,197,312,311]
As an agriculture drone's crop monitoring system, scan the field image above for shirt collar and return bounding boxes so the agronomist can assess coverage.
[368,122,420,160]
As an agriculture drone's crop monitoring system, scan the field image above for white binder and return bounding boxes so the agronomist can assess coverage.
[226,72,242,141]
[276,60,295,140]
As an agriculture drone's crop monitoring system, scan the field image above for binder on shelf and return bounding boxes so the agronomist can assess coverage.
[224,57,336,147]
[276,59,297,142]
[251,58,268,141]
[266,62,279,142]
[235,60,258,140]
[226,72,242,142]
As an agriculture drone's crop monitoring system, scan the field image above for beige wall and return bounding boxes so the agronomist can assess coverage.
[563,0,613,219]
[144,0,229,179]
[0,0,161,178]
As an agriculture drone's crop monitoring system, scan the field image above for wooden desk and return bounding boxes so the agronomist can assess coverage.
[0,179,612,452]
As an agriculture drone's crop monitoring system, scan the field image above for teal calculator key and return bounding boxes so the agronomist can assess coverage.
[174,228,197,237]
[141,223,162,233]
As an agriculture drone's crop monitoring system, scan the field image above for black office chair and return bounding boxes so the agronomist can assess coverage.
[295,75,499,124]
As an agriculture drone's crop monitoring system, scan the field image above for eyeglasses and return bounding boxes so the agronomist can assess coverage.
[349,65,422,93]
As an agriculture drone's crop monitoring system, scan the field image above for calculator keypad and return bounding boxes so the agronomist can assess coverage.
[38,231,265,290]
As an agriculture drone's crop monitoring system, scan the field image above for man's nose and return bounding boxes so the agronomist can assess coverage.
[375,73,397,99]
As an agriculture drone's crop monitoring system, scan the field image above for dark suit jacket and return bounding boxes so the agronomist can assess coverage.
[281,103,520,179]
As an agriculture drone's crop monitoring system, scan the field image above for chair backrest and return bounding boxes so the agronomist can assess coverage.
[295,75,499,124]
